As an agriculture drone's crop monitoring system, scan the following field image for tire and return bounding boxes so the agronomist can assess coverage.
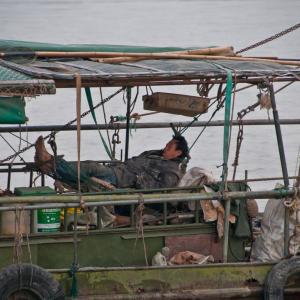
[0,263,65,300]
[264,256,300,300]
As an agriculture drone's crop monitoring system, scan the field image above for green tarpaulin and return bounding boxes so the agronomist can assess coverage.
[0,39,209,53]
[0,96,26,124]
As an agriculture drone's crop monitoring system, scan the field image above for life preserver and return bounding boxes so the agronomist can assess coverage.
[0,263,65,300]
[264,256,300,300]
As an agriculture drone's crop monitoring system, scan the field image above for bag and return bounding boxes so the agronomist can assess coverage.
[0,96,26,124]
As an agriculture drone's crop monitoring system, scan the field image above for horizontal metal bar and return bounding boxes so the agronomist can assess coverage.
[1,118,300,133]
[55,76,300,88]
[0,189,295,210]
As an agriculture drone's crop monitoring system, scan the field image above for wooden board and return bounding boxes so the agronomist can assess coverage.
[143,92,210,117]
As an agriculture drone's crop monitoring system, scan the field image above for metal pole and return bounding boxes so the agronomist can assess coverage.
[0,189,295,205]
[0,189,295,211]
[269,83,290,257]
[3,119,300,133]
[125,87,131,161]
[222,74,233,263]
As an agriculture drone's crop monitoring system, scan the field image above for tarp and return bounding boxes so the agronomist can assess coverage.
[0,39,207,53]
[0,96,26,124]
[0,40,299,87]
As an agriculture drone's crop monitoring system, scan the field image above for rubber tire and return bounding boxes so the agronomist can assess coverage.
[264,256,300,300]
[0,263,65,300]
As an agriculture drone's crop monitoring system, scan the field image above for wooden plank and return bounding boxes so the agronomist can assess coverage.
[143,92,210,116]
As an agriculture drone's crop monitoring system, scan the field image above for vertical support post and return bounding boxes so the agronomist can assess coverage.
[163,202,167,225]
[29,170,33,187]
[30,210,35,234]
[269,83,290,257]
[41,174,45,186]
[6,165,12,190]
[64,208,68,232]
[194,200,200,223]
[130,204,135,227]
[222,74,233,263]
[125,87,131,161]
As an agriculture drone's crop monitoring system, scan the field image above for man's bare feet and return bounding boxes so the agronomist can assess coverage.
[34,136,53,173]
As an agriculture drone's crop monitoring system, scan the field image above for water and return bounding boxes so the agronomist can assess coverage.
[1,0,300,211]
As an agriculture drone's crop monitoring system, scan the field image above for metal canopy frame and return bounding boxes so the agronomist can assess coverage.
[0,52,300,264]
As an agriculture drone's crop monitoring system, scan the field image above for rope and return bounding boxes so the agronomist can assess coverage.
[0,87,125,164]
[180,84,227,137]
[134,194,149,266]
[85,87,113,159]
[237,22,300,54]
[70,73,82,298]
[13,206,23,264]
[99,87,113,156]
[0,134,26,163]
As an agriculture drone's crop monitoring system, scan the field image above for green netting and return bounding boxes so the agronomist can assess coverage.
[0,96,26,124]
[0,65,32,81]
[0,39,215,53]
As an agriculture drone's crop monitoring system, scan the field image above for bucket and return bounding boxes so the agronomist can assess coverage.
[36,208,61,232]
[13,187,60,233]
[0,204,30,235]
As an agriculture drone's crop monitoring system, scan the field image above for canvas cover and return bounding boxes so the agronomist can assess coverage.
[0,96,26,124]
[251,194,300,262]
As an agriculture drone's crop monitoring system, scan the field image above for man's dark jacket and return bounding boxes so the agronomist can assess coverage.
[112,150,182,189]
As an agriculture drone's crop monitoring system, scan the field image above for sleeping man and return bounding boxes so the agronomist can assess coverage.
[34,135,189,192]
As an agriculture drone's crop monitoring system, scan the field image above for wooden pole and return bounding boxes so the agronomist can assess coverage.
[28,51,299,66]
[0,46,234,58]
[2,46,299,66]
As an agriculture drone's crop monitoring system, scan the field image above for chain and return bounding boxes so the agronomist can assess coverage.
[237,22,300,54]
[0,87,125,164]
[232,101,260,180]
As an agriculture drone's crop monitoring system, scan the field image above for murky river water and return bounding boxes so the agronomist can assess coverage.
[1,0,300,211]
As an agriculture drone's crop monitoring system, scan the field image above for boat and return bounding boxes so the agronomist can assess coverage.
[0,39,299,299]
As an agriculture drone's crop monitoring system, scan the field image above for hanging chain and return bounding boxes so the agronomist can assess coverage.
[111,128,121,159]
[232,101,260,179]
[189,89,226,151]
[0,87,125,164]
[237,22,300,54]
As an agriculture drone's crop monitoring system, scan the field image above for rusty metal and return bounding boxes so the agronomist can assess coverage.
[50,262,300,299]
[54,76,300,89]
[3,118,300,133]
[232,101,260,180]
[0,189,295,211]
[237,22,300,54]
[269,83,290,257]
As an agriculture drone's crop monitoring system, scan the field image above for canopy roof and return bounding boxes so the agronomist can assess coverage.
[0,40,299,94]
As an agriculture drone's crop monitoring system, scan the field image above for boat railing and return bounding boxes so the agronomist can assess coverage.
[0,186,295,235]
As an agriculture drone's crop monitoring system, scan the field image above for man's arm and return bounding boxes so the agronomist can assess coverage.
[158,171,180,188]
[135,171,179,189]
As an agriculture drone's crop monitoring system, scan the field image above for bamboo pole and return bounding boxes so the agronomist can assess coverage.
[99,54,300,66]
[2,47,300,66]
[98,50,236,64]
[28,51,300,66]
[0,46,234,58]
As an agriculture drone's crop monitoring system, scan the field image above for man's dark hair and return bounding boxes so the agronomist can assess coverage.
[173,135,189,160]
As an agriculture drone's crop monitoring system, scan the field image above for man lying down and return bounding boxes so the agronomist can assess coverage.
[34,135,189,226]
[34,135,189,192]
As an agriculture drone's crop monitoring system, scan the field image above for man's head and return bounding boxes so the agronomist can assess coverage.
[162,135,189,160]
